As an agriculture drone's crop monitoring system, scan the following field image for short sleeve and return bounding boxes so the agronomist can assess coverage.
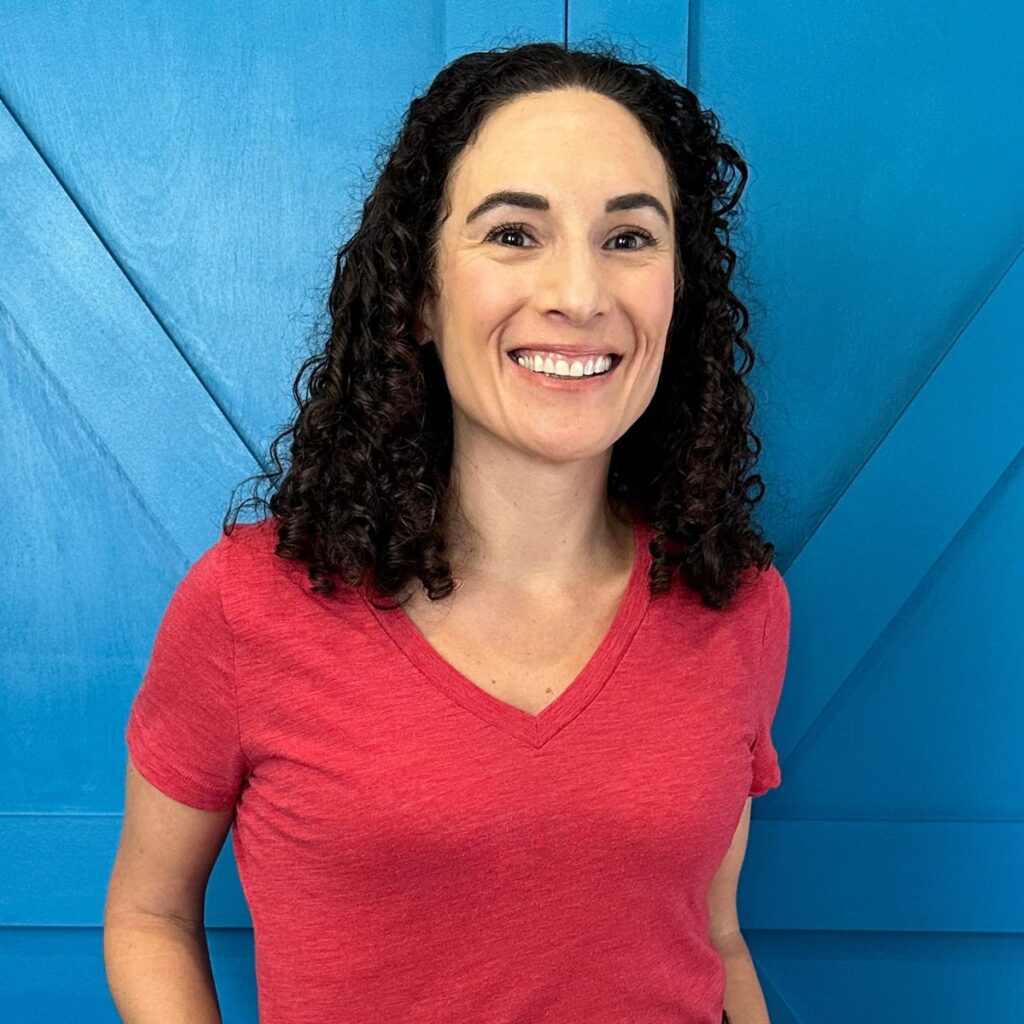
[125,540,248,811]
[749,567,791,797]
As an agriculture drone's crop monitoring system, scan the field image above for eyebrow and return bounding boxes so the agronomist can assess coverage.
[465,190,671,228]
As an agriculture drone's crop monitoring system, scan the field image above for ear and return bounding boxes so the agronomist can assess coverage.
[414,292,436,346]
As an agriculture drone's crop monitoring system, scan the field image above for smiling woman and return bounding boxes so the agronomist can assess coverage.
[225,41,775,616]
[111,37,789,1024]
[414,87,677,477]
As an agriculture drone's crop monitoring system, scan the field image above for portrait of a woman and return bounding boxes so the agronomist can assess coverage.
[105,40,790,1024]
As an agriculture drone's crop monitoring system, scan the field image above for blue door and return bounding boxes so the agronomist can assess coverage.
[1,1,1020,1020]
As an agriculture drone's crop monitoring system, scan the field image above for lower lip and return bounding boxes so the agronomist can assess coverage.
[506,352,623,391]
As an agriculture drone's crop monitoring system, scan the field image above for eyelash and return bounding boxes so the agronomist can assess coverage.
[483,220,658,250]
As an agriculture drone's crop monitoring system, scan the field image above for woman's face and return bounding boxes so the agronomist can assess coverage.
[420,86,677,465]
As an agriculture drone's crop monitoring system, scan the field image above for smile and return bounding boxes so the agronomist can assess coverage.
[506,350,623,389]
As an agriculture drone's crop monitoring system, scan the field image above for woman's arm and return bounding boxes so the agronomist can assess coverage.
[103,757,234,1022]
[716,931,773,1024]
[708,798,773,1022]
[103,909,222,1023]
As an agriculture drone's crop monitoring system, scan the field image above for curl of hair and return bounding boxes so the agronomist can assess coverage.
[225,37,777,611]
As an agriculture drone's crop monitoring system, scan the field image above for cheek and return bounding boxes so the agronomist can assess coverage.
[457,261,522,321]
[640,269,677,330]
[627,274,675,355]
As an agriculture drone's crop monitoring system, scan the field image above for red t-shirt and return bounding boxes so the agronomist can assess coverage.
[126,515,790,1023]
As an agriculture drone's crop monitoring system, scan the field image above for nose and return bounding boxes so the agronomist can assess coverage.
[533,238,610,328]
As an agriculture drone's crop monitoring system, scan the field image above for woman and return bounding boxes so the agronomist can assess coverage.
[105,40,789,1024]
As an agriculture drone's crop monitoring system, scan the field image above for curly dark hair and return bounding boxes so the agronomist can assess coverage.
[224,37,777,611]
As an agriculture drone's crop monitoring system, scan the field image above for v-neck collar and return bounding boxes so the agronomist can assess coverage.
[362,518,654,748]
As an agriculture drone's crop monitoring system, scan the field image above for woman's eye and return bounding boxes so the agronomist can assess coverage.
[484,223,535,247]
[483,222,657,250]
[608,229,657,250]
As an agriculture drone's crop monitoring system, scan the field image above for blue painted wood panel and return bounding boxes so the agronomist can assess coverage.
[2,0,1022,1019]
[0,2,564,1020]
[680,1,1024,1020]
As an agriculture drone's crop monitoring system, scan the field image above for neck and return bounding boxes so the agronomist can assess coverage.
[438,456,634,600]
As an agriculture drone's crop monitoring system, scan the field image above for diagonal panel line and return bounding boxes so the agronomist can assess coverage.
[781,441,1022,779]
[1,301,184,562]
[0,94,263,560]
[0,90,263,477]
[789,236,1024,577]
[776,243,1024,777]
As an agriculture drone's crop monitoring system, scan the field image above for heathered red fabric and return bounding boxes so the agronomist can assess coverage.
[126,515,790,1023]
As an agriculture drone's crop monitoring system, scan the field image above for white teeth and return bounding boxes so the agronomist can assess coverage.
[515,353,614,378]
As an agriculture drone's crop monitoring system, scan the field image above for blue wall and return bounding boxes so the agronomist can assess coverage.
[1,1,1021,1020]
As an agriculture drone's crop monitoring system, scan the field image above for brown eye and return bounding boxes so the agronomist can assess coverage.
[483,222,535,247]
[610,228,657,250]
[483,222,658,250]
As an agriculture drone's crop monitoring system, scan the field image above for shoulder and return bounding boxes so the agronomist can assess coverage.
[723,562,788,659]
[212,517,312,624]
[212,517,367,631]
[731,559,786,619]
[757,563,789,625]
[216,515,278,564]
[214,516,307,579]
[741,564,789,653]
[643,557,784,659]
[749,563,790,676]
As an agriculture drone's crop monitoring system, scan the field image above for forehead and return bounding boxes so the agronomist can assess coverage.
[445,88,671,212]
